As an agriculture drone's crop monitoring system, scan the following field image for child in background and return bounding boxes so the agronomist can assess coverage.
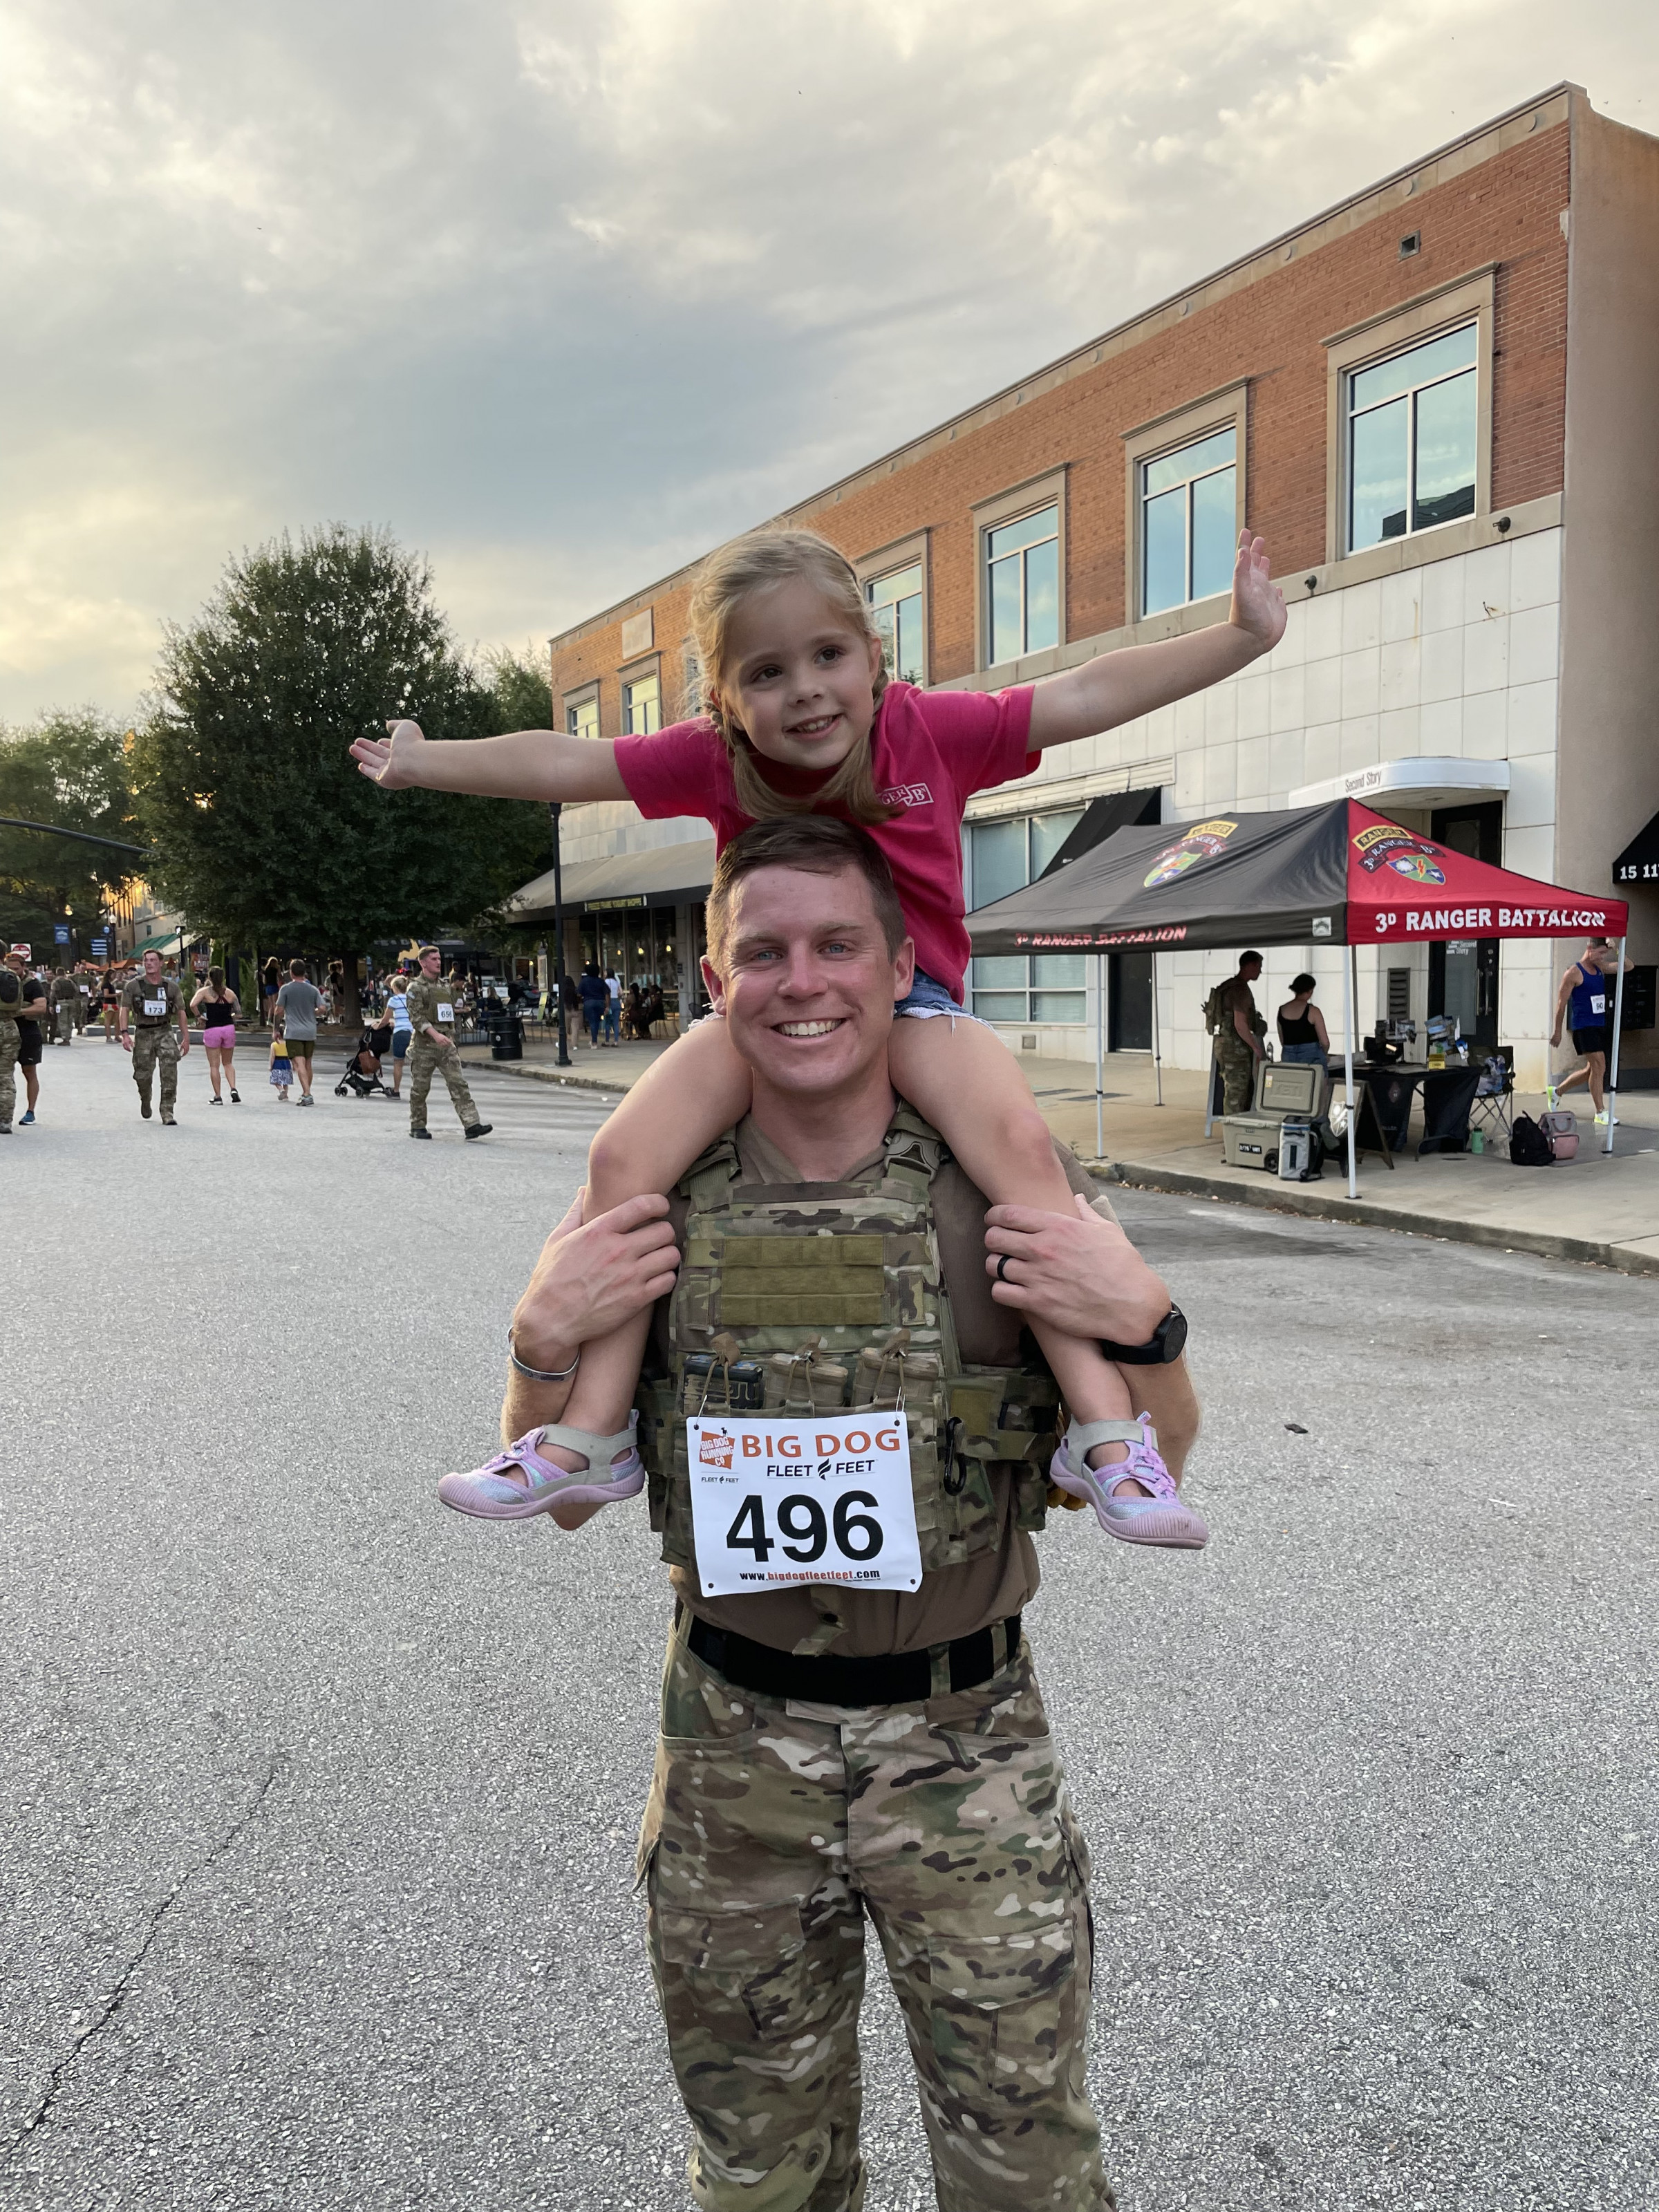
[268,1020,293,1103]
[353,525,1285,1543]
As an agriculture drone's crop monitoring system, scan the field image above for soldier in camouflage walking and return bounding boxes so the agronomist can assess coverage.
[404,944,490,1143]
[119,947,191,1124]
[479,822,1201,2211]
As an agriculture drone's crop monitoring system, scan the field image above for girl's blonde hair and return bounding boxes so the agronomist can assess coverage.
[688,528,895,827]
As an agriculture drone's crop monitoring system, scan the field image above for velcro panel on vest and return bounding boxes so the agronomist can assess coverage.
[946,1373,1060,1463]
[715,1234,885,1327]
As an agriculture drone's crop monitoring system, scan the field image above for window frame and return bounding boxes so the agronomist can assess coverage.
[965,803,1089,1026]
[1123,383,1248,622]
[619,655,663,738]
[972,470,1067,673]
[1323,268,1495,564]
[855,530,930,688]
[562,681,601,740]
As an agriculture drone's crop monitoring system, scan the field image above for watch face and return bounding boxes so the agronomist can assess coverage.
[1161,1306,1188,1362]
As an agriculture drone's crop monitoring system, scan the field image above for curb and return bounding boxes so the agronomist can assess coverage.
[462,1057,629,1099]
[1092,1157,1659,1277]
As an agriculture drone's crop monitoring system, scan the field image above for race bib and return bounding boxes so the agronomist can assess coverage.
[686,1411,923,1597]
[435,1001,454,1022]
[1589,991,1606,1016]
[143,997,167,1017]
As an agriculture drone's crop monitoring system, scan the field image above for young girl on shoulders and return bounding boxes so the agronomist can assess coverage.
[352,527,1285,1537]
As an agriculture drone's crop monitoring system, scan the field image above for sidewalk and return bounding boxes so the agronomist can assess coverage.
[463,1031,1659,1275]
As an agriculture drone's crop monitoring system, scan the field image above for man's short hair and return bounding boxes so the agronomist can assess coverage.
[418,944,440,961]
[704,818,906,974]
[289,958,306,976]
[1239,949,1264,968]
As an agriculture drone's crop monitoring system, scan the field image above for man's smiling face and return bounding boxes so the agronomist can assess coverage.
[702,862,914,1102]
[720,576,884,775]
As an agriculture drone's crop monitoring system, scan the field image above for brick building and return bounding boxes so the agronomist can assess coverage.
[514,84,1659,1087]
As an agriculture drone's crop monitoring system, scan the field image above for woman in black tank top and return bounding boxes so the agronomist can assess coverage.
[1277,973,1329,1060]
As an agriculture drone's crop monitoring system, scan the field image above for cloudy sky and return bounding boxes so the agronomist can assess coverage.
[2,0,1653,724]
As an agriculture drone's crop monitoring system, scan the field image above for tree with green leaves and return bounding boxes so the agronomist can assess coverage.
[133,525,552,1028]
[0,710,139,959]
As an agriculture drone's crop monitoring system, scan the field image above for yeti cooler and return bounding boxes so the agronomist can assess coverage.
[1221,1114,1280,1168]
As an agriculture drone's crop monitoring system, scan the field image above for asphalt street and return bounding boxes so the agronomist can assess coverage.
[3,1038,1655,2211]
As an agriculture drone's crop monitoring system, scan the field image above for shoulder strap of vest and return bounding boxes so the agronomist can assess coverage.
[879,1101,947,1203]
[681,1130,742,1214]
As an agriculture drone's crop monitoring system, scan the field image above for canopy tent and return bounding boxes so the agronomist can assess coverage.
[966,798,1631,1188]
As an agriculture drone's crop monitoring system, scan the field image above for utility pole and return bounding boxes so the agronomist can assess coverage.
[549,802,572,1068]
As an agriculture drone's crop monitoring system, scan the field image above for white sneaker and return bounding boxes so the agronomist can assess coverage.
[1593,1110,1619,1127]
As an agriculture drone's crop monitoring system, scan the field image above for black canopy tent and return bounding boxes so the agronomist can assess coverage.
[967,799,1631,1192]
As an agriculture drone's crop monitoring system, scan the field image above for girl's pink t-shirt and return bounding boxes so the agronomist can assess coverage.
[612,680,1038,1000]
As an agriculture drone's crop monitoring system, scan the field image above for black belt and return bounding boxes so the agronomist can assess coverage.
[684,1609,1021,1706]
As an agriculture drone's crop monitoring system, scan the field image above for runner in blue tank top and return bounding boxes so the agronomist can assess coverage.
[1548,935,1631,1125]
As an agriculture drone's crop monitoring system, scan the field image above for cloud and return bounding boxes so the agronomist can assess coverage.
[1,0,1653,720]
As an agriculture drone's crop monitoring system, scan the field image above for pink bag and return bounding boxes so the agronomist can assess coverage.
[1539,1109,1579,1161]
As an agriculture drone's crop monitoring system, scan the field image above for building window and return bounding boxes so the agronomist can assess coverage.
[565,695,599,741]
[1346,321,1477,552]
[622,671,661,736]
[865,563,924,684]
[966,807,1085,1023]
[986,505,1059,667]
[1141,427,1236,616]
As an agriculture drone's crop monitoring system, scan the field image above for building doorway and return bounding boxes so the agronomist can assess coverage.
[1107,951,1153,1051]
[1428,802,1502,1048]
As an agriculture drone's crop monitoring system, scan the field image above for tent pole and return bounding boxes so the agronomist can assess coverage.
[1204,1042,1216,1138]
[1344,942,1358,1200]
[1095,954,1105,1161]
[1151,953,1163,1105]
[1604,937,1627,1154]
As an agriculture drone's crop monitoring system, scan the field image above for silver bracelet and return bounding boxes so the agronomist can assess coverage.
[506,1326,580,1384]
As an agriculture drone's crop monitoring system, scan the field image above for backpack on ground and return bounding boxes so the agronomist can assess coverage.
[1538,1108,1579,1161]
[1509,1112,1555,1168]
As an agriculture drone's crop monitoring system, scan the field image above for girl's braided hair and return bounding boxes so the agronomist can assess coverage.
[688,527,897,827]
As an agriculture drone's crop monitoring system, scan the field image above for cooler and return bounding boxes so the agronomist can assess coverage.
[1221,1059,1327,1172]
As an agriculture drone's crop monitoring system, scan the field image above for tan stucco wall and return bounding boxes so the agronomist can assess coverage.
[1558,101,1659,1062]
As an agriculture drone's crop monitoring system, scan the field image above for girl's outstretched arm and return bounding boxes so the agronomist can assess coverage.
[348,718,630,804]
[1029,530,1286,751]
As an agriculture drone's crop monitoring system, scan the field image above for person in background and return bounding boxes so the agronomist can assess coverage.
[275,959,324,1107]
[1277,974,1330,1065]
[269,1015,294,1102]
[190,964,243,1103]
[262,957,281,1028]
[100,967,120,1042]
[74,969,91,1034]
[1548,936,1633,1128]
[120,948,191,1124]
[0,950,27,1132]
[578,964,607,1047]
[1213,950,1266,1116]
[558,967,582,1047]
[10,952,46,1123]
[404,943,491,1142]
[602,967,621,1045]
[50,968,79,1047]
[385,973,413,1098]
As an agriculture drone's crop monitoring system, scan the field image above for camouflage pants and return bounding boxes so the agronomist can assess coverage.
[1215,1036,1258,1116]
[637,1610,1111,2212]
[0,1028,16,1123]
[407,1037,478,1132]
[131,1027,179,1112]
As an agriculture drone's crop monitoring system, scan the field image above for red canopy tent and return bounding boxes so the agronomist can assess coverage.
[966,798,1631,1189]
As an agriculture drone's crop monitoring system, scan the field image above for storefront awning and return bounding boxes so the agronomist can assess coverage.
[1613,809,1659,890]
[505,837,718,917]
[1288,756,1510,813]
[128,928,187,957]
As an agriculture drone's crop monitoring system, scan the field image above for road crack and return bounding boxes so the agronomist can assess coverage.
[6,1752,288,2150]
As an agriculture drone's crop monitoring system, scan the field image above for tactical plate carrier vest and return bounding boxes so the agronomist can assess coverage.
[635,1105,1062,1580]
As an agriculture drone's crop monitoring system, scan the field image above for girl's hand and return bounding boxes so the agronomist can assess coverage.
[1228,532,1287,654]
[349,720,427,788]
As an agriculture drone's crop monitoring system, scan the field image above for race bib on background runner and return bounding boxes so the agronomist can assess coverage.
[143,997,167,1017]
[687,1411,923,1597]
[436,1001,454,1023]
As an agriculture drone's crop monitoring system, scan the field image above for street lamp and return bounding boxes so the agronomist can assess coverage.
[549,802,572,1069]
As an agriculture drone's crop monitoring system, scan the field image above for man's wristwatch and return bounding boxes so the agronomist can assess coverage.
[1098,1304,1188,1366]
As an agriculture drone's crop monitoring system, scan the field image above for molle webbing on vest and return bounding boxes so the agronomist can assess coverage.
[636,1105,1061,1580]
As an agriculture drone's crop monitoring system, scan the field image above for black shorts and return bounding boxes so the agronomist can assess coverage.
[16,1027,42,1067]
[1571,1025,1611,1058]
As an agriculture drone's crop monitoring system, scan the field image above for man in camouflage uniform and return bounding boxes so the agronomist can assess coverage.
[404,944,490,1141]
[1213,948,1266,1117]
[0,950,26,1132]
[119,948,191,1123]
[497,821,1201,2211]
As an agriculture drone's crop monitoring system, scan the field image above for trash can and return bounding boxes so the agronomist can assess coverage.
[491,1013,524,1061]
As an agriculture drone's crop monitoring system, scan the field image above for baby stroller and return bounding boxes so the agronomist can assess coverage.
[335,1021,393,1098]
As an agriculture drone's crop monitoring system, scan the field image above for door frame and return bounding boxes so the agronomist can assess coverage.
[1428,801,1503,1049]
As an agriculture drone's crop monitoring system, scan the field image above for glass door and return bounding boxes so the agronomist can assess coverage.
[1429,803,1501,1049]
[1107,952,1153,1051]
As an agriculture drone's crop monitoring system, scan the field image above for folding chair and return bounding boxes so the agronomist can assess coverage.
[1468,1046,1515,1144]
